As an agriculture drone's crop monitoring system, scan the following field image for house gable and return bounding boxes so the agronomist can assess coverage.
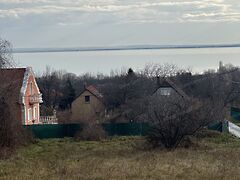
[154,78,190,100]
[71,86,105,123]
[22,68,43,125]
[74,85,103,102]
[0,67,43,125]
[73,90,100,105]
[20,67,41,104]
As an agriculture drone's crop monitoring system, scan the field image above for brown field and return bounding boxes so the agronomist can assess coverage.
[1,133,240,180]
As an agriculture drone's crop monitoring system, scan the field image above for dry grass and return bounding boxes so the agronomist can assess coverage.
[1,134,240,180]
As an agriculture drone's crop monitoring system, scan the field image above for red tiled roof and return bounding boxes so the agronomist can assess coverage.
[85,85,103,99]
[0,68,26,103]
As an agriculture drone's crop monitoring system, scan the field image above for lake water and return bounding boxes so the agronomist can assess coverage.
[14,47,240,75]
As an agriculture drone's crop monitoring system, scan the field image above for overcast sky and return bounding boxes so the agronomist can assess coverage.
[0,0,240,48]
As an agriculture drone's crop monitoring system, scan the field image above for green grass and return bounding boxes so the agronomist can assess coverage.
[1,134,240,180]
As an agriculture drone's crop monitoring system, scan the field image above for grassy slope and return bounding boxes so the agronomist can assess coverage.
[1,135,240,180]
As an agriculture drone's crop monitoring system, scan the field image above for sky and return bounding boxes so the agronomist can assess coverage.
[1,0,240,74]
[0,0,240,48]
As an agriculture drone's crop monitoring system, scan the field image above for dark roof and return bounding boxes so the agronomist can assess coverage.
[158,79,173,88]
[155,78,190,99]
[0,68,26,103]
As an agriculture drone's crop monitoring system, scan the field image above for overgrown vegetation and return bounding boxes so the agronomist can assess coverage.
[1,135,240,179]
[0,98,30,149]
[74,124,107,141]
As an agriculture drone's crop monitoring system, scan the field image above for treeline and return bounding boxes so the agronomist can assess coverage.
[37,64,182,117]
[37,63,240,122]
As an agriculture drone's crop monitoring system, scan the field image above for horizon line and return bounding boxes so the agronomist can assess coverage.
[12,43,240,54]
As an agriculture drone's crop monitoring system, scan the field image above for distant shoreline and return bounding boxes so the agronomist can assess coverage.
[13,44,240,54]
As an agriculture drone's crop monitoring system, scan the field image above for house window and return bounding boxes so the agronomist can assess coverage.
[30,82,33,95]
[160,87,172,96]
[28,108,32,121]
[33,107,37,119]
[85,95,90,103]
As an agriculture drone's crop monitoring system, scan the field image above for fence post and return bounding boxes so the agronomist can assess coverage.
[222,120,229,133]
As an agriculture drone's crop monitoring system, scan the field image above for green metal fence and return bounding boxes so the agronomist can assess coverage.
[208,121,223,132]
[24,122,223,139]
[24,123,150,139]
[102,123,149,136]
[231,107,240,121]
[24,124,82,139]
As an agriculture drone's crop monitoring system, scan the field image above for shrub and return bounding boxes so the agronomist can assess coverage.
[57,110,71,124]
[75,124,107,141]
[0,97,34,158]
[146,95,212,149]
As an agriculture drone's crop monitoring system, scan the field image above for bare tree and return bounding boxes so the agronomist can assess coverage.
[0,38,13,68]
[184,66,240,120]
[36,66,64,115]
[141,63,181,78]
[146,94,211,149]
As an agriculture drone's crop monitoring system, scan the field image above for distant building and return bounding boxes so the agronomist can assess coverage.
[0,67,43,125]
[153,77,189,99]
[71,85,106,123]
[219,61,224,72]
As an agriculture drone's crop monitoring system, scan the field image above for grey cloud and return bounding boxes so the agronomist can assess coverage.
[0,0,239,24]
[1,0,240,49]
[183,13,240,22]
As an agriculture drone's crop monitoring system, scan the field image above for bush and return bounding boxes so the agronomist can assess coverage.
[75,124,107,141]
[146,95,212,149]
[0,97,34,158]
[57,110,71,124]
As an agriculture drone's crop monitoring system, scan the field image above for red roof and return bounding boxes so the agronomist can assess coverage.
[85,85,103,99]
[0,68,26,103]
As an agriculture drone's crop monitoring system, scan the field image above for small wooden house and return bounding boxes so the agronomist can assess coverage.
[0,67,43,125]
[71,85,106,123]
